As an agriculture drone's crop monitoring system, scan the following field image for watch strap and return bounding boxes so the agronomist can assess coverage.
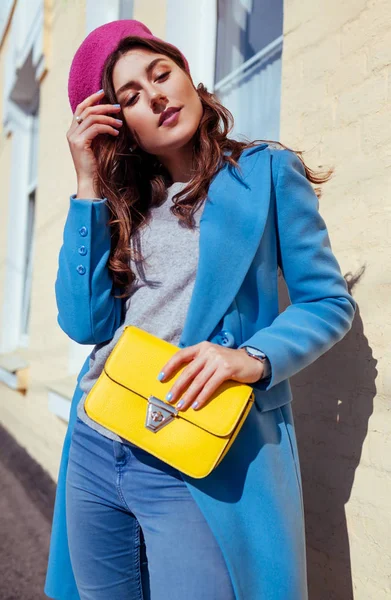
[243,346,271,380]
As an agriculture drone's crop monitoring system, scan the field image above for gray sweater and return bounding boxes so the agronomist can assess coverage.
[77,181,205,442]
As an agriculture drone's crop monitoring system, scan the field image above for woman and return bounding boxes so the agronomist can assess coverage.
[44,19,356,600]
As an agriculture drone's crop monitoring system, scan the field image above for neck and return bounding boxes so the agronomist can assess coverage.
[156,140,194,183]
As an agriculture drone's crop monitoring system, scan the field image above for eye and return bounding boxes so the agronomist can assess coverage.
[125,71,170,106]
[125,94,137,107]
[157,71,170,81]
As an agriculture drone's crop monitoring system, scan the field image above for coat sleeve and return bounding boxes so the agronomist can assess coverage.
[54,194,123,344]
[238,148,357,391]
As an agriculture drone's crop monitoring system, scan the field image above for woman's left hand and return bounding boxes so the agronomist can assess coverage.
[157,342,264,411]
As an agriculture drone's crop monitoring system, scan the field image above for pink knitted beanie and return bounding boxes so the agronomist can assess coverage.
[68,19,191,114]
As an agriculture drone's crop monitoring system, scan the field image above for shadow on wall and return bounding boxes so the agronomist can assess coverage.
[279,266,374,600]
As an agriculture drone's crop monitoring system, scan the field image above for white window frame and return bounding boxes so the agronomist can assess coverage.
[0,0,15,47]
[1,90,40,353]
[0,1,44,355]
[3,0,45,134]
[214,36,283,95]
[166,0,217,91]
[86,0,121,34]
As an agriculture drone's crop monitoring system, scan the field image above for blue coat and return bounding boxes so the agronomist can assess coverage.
[44,144,356,599]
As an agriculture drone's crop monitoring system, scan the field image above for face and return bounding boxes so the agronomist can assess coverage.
[112,48,203,165]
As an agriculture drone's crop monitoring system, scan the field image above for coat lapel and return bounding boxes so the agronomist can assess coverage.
[179,144,271,348]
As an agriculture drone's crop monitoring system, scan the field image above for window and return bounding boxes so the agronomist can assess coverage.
[213,0,283,141]
[1,46,40,352]
[86,0,134,34]
[21,189,36,340]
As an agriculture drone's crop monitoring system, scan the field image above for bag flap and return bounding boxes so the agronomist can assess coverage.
[104,326,254,437]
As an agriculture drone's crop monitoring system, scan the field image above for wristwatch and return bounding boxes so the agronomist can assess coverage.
[243,346,271,380]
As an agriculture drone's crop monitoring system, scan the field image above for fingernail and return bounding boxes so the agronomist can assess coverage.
[97,88,104,94]
[157,372,165,381]
[113,103,121,108]
[192,402,198,410]
[177,400,184,409]
[166,392,173,401]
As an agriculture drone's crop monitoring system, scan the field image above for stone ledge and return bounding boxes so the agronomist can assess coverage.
[0,352,29,392]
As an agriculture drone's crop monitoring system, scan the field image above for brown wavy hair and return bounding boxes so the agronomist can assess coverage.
[92,35,333,300]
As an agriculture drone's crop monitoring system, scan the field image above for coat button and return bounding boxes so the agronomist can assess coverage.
[78,226,88,237]
[76,264,86,275]
[78,245,88,256]
[216,330,235,348]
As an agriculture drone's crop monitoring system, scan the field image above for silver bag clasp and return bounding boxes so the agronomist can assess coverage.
[145,395,178,432]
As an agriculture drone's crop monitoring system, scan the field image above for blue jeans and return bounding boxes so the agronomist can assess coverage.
[66,417,235,600]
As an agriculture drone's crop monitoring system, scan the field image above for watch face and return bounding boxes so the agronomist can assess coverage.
[245,347,266,360]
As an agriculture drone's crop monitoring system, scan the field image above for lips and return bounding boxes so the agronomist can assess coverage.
[159,107,181,126]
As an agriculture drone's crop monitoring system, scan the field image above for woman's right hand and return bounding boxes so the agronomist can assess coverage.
[67,89,124,187]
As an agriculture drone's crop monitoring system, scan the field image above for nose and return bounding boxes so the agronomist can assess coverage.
[150,92,168,112]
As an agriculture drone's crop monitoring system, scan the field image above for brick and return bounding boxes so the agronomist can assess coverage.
[350,464,391,511]
[301,33,341,83]
[335,72,387,127]
[367,28,391,73]
[285,1,368,58]
[366,429,391,472]
[341,2,391,58]
[301,105,334,137]
[361,108,391,151]
[327,48,368,96]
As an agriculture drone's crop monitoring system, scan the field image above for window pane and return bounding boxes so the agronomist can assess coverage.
[214,0,283,141]
[119,0,134,18]
[215,0,283,83]
[21,190,35,336]
[28,112,39,188]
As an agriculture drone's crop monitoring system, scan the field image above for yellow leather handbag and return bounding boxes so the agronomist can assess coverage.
[84,325,255,478]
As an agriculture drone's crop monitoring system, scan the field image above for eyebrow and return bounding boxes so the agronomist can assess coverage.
[115,58,168,98]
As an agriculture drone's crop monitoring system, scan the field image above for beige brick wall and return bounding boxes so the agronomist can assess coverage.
[281,1,391,598]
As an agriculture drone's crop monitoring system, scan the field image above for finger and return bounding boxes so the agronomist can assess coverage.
[73,114,123,136]
[73,103,123,123]
[71,90,105,130]
[165,355,206,403]
[158,342,210,382]
[157,345,198,382]
[73,123,122,142]
[70,105,122,135]
[176,366,222,411]
[75,88,105,116]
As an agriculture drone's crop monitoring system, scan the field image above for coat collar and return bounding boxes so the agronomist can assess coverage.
[178,143,271,348]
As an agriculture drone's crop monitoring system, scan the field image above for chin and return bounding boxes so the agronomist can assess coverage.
[158,129,197,153]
